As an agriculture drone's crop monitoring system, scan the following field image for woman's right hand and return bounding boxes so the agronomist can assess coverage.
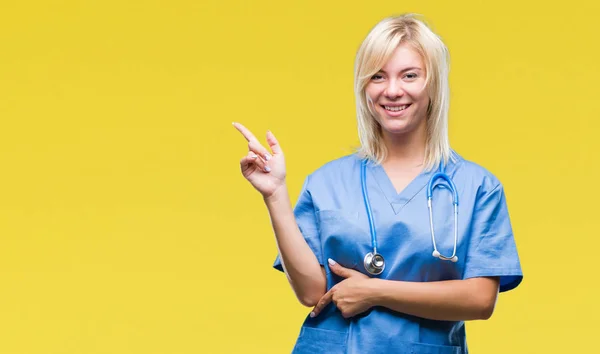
[233,122,287,198]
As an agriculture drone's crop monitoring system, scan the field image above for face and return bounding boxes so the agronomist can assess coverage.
[365,43,430,137]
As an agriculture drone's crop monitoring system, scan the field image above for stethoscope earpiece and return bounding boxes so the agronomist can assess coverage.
[432,250,459,262]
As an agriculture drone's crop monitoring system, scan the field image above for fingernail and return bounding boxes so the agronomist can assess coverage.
[310,312,316,318]
[264,153,272,161]
[264,166,271,172]
[328,258,337,266]
[250,154,257,158]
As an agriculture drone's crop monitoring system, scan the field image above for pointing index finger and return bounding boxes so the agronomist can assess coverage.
[232,122,258,143]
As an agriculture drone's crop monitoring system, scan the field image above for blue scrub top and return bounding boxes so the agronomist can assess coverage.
[273,152,523,354]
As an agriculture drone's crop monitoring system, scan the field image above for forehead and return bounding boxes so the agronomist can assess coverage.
[380,43,424,72]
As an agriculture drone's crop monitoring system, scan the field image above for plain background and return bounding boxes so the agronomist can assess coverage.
[1,0,599,353]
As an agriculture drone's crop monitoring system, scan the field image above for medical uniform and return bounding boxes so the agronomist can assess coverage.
[273,152,523,354]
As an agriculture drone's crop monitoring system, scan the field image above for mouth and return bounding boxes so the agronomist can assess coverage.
[380,104,412,117]
[381,104,411,112]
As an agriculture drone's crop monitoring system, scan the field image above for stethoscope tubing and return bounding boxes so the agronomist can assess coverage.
[361,159,378,254]
[361,159,460,275]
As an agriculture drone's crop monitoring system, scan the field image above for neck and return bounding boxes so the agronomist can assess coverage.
[381,122,427,167]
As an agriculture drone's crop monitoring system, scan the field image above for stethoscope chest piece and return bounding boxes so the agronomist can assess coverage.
[364,252,385,275]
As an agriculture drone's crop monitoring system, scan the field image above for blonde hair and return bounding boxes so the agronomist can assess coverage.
[354,13,454,170]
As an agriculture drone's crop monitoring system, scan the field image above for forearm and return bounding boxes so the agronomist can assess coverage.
[265,186,326,306]
[369,277,499,321]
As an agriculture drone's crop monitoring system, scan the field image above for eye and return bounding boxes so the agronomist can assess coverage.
[403,72,418,80]
[370,74,384,81]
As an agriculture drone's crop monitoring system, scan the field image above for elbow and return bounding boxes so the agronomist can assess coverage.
[298,294,320,307]
[478,302,495,320]
[289,269,327,307]
[296,285,326,307]
[475,293,497,320]
[470,277,499,320]
[295,284,326,307]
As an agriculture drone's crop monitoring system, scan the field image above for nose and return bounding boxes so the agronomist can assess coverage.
[383,79,404,99]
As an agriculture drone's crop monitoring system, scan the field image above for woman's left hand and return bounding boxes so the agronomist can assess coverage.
[311,259,377,319]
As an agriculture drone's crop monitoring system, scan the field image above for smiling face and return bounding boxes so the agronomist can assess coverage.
[365,42,430,138]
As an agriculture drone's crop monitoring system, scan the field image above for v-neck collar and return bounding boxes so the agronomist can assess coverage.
[366,153,461,215]
[369,161,433,214]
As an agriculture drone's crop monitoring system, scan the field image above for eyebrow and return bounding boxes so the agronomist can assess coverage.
[377,67,423,74]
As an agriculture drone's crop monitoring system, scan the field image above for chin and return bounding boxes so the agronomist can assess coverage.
[381,126,411,136]
[378,118,412,134]
[376,111,425,137]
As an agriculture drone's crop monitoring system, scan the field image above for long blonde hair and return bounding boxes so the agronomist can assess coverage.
[354,14,453,170]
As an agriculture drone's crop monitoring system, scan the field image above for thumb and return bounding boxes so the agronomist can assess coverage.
[327,258,357,278]
[266,130,283,155]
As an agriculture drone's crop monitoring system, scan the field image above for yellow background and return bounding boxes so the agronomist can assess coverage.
[0,0,598,353]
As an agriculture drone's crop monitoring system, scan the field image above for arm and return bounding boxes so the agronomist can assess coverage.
[370,276,499,321]
[311,179,520,320]
[311,260,498,321]
[233,122,325,307]
[373,181,518,321]
[265,186,326,307]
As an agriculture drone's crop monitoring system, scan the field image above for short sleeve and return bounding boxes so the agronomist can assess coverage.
[463,182,523,292]
[273,176,323,272]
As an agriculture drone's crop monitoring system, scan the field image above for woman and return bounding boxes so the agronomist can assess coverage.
[233,13,522,354]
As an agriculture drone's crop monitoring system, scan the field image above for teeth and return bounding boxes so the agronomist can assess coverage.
[384,105,408,112]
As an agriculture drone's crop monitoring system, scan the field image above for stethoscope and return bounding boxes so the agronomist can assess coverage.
[361,159,459,276]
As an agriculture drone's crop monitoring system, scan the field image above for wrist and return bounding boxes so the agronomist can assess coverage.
[367,278,390,307]
[263,184,289,205]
